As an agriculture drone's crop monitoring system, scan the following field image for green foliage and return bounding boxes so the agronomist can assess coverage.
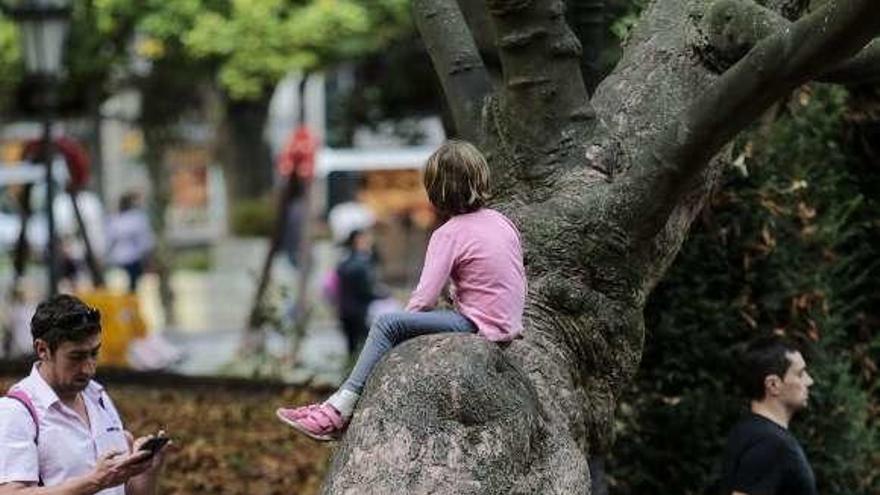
[609,0,651,41]
[0,15,20,115]
[185,0,299,100]
[66,1,126,82]
[609,85,880,495]
[0,15,21,99]
[172,246,214,271]
[229,196,275,237]
[184,0,414,101]
[0,0,415,111]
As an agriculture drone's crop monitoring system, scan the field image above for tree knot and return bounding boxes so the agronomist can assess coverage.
[539,274,593,315]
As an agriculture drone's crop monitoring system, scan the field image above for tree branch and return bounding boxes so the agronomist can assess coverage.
[822,39,880,84]
[488,0,593,137]
[456,0,500,73]
[762,0,809,20]
[413,0,492,141]
[703,0,880,84]
[638,0,880,234]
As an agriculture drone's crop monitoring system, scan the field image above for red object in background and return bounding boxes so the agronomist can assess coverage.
[22,136,91,190]
[276,125,317,181]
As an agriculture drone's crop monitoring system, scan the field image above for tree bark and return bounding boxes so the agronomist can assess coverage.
[323,1,880,493]
[700,0,880,84]
[218,95,275,205]
[141,125,176,326]
[136,56,209,326]
[414,0,492,142]
[456,0,500,71]
[86,85,106,200]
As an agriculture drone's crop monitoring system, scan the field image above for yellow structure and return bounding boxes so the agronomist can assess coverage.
[76,289,147,367]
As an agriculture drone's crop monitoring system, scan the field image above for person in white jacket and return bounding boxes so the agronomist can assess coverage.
[105,192,154,293]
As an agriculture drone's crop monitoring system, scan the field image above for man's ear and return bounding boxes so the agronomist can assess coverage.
[764,374,782,396]
[34,339,51,361]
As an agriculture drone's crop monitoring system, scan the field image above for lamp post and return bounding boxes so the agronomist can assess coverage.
[3,0,72,296]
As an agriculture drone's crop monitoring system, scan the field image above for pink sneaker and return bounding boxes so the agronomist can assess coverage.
[276,403,348,441]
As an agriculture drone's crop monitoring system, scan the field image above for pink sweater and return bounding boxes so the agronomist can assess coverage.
[406,208,527,341]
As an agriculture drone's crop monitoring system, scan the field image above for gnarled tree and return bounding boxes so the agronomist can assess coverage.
[322,1,880,493]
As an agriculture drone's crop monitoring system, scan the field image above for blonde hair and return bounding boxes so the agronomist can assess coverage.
[423,140,491,215]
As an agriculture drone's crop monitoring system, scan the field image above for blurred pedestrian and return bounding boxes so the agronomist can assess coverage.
[327,197,375,246]
[336,228,389,356]
[106,192,154,293]
[58,233,82,290]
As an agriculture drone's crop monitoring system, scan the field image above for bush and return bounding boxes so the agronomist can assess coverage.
[230,196,276,237]
[172,246,213,272]
[609,85,880,495]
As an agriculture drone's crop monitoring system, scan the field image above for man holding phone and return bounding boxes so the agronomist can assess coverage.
[0,295,171,494]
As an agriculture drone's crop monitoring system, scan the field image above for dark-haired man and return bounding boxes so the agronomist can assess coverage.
[0,295,169,494]
[719,335,817,495]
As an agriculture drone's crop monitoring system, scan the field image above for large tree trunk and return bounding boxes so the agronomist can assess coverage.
[86,85,106,200]
[138,61,202,327]
[323,1,880,493]
[141,125,176,326]
[218,95,274,204]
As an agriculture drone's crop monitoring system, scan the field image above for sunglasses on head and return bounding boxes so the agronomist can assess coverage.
[55,307,101,329]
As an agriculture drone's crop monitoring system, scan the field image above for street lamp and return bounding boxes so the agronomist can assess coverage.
[2,0,72,296]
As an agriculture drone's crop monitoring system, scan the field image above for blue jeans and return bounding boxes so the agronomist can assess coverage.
[122,260,144,293]
[341,310,476,393]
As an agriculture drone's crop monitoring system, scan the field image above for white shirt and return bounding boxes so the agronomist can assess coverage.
[106,209,154,266]
[0,365,129,494]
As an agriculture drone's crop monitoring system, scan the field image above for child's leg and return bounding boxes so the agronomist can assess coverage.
[325,311,475,417]
[342,310,475,394]
[278,310,474,440]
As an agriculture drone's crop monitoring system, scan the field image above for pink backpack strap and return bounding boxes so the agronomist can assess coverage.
[6,388,39,442]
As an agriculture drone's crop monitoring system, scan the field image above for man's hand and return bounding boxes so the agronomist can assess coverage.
[130,432,172,473]
[0,450,151,495]
[125,431,173,495]
[87,449,153,491]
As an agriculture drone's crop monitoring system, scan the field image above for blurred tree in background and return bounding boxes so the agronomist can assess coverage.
[1,0,416,201]
[608,84,880,495]
[185,0,411,101]
[323,38,443,147]
[181,0,413,203]
[0,16,20,116]
[1,0,418,323]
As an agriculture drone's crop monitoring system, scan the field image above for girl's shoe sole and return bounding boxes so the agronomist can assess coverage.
[275,409,340,442]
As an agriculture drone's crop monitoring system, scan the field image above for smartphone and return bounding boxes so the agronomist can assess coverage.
[139,436,169,457]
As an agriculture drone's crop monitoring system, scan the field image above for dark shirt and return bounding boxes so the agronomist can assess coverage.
[719,413,816,495]
[336,250,385,318]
